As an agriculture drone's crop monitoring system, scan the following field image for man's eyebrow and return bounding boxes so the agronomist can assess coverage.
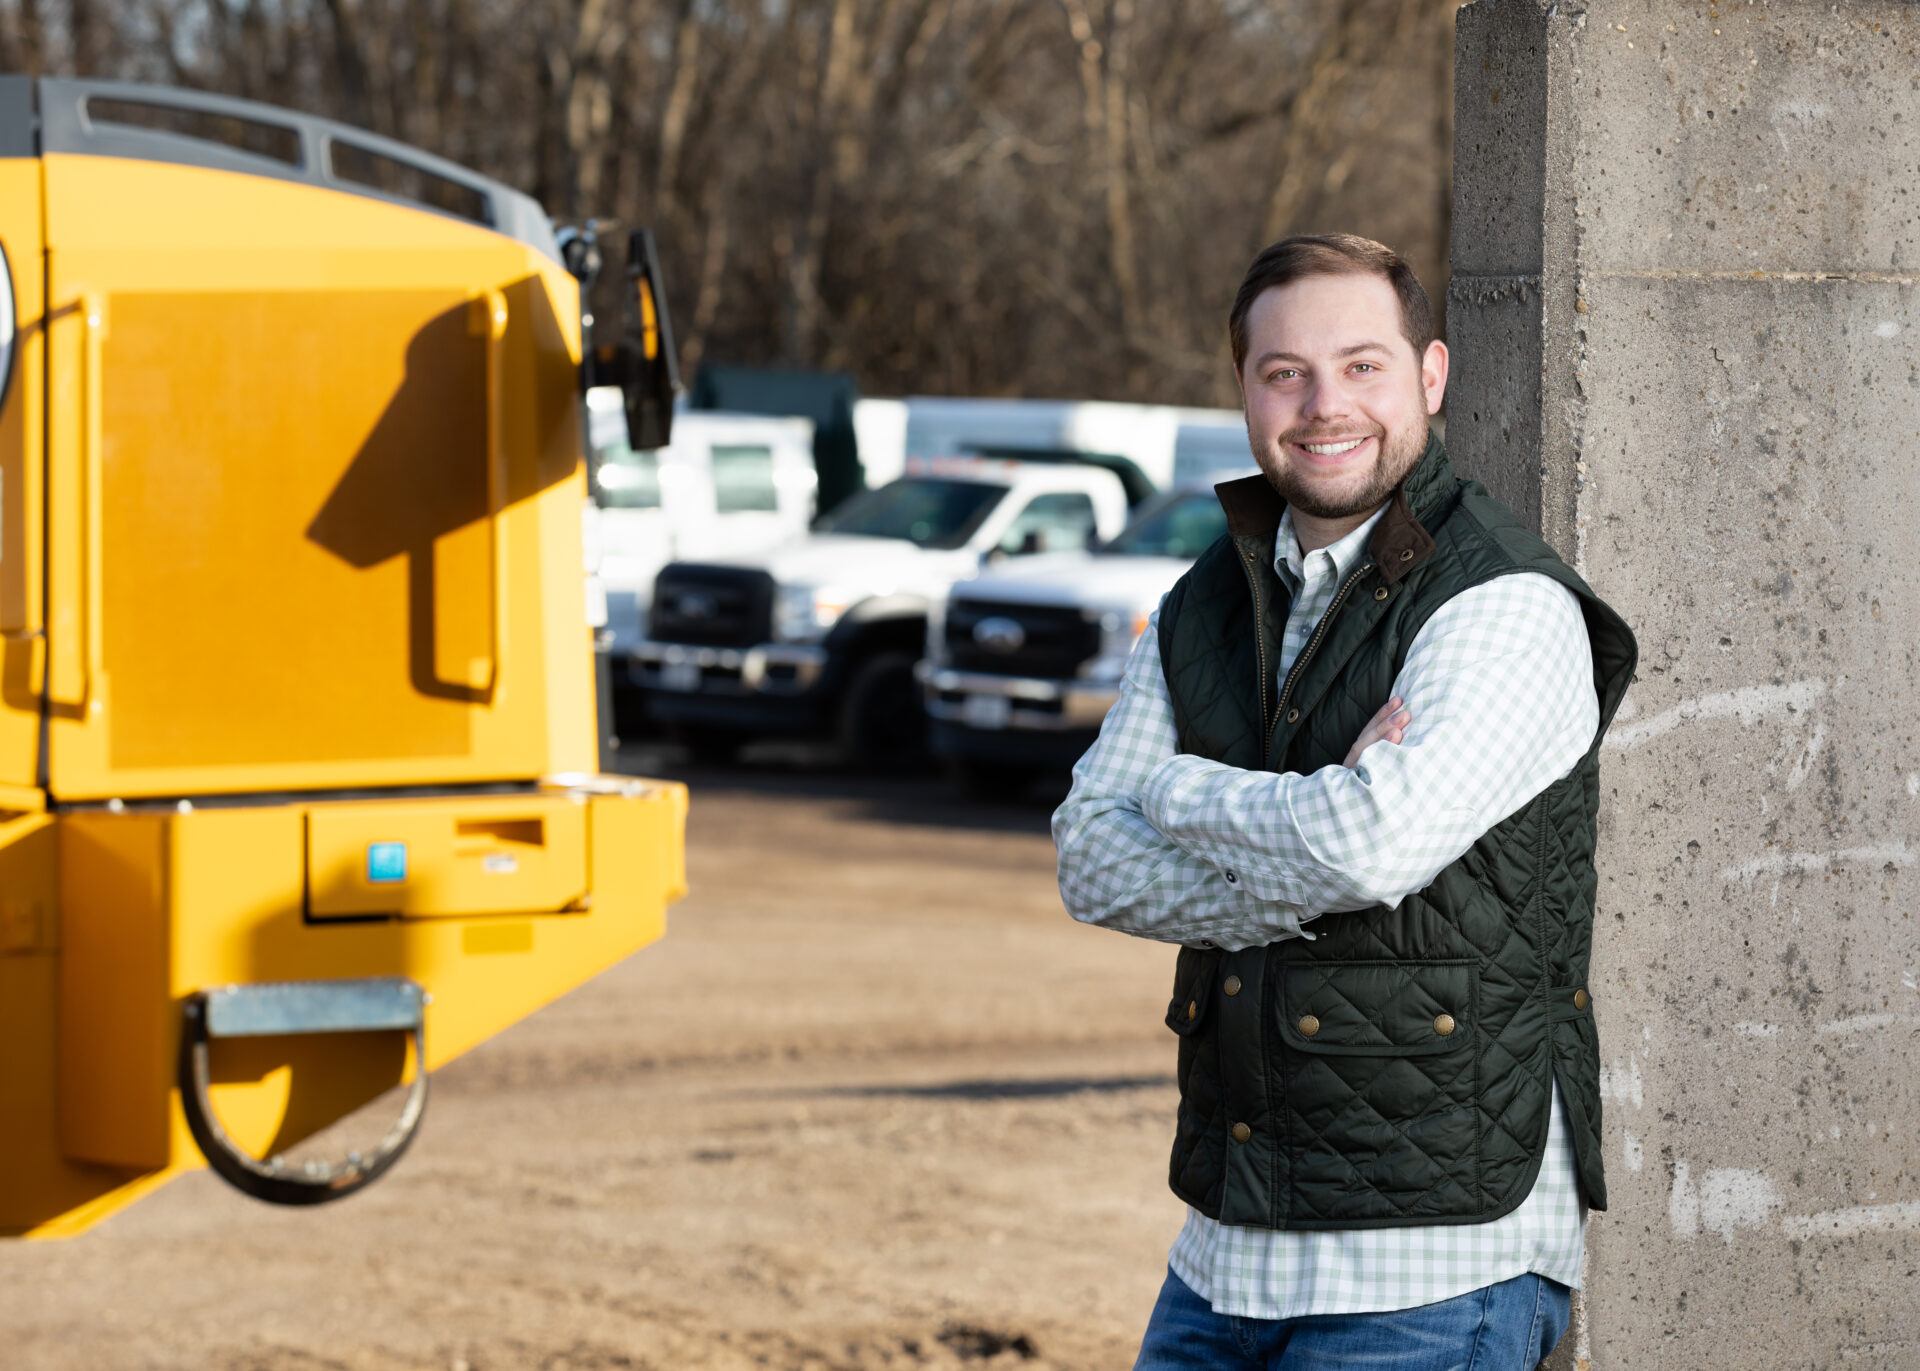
[1254,341,1396,367]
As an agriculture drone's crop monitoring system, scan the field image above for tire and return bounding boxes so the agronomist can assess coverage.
[948,758,1041,802]
[836,650,929,771]
[669,724,743,765]
[610,686,659,742]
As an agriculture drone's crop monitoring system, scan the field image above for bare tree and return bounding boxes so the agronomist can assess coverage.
[5,0,1464,407]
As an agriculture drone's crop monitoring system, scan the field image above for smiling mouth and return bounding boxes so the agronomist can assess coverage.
[1289,434,1376,464]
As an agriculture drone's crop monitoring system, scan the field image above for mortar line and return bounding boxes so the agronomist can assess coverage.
[1588,269,1920,286]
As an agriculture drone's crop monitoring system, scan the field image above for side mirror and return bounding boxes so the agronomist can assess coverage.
[0,241,14,419]
[584,228,681,452]
[1016,530,1045,556]
[620,229,680,451]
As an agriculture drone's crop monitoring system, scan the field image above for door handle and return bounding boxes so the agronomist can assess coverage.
[471,289,508,697]
[46,291,107,709]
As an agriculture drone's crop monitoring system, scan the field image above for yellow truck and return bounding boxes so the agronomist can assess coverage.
[0,76,687,1235]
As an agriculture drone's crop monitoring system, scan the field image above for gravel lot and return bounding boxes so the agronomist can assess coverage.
[0,748,1186,1369]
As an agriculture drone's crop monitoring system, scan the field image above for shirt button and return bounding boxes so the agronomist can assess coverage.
[1231,1122,1252,1143]
[1223,870,1238,885]
[1223,975,1243,997]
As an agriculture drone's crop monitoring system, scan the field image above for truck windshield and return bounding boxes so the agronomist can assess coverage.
[814,477,1008,549]
[1097,492,1226,559]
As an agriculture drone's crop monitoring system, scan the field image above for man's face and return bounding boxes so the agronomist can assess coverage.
[1235,272,1448,520]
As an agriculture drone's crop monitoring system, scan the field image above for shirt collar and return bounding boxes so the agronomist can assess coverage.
[1275,500,1392,585]
[1213,428,1449,590]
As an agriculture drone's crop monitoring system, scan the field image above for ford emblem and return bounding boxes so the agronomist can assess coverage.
[676,590,719,620]
[973,616,1027,654]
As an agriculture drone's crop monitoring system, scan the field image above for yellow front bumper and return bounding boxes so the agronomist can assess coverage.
[0,776,686,1238]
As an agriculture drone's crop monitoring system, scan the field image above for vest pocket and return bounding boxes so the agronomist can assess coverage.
[1164,944,1227,1214]
[1164,944,1220,1035]
[1277,959,1478,1056]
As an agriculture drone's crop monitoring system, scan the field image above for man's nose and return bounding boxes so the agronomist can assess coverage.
[1300,377,1353,422]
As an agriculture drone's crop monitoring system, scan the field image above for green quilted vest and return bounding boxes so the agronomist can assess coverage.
[1156,431,1637,1230]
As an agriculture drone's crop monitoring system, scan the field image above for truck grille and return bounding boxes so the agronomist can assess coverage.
[945,598,1102,678]
[649,564,773,647]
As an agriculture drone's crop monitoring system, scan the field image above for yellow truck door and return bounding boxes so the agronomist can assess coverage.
[35,80,597,803]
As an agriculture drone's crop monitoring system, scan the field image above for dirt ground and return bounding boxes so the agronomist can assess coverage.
[0,749,1189,1370]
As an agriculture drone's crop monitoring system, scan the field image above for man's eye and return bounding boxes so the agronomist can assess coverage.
[1269,370,1297,382]
[1351,363,1377,374]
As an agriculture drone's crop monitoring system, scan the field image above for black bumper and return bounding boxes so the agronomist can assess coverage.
[929,720,1101,771]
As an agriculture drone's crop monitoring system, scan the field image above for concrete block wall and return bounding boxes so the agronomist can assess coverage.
[1449,2,1920,1366]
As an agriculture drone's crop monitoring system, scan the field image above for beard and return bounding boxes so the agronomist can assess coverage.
[1253,414,1428,519]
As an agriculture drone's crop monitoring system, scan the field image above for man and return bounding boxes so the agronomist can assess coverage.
[1052,234,1638,1369]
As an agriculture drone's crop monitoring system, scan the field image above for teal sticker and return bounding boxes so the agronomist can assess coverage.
[367,842,408,884]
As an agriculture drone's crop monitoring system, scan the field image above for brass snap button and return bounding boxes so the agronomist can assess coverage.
[1297,1014,1321,1037]
[1231,1122,1252,1143]
[1573,988,1590,1011]
[1223,975,1243,997]
[1433,1013,1456,1036]
[1286,708,1301,723]
[1400,548,1414,562]
[1186,1000,1198,1021]
[1373,586,1390,601]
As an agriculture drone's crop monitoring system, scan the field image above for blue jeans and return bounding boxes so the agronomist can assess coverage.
[1134,1268,1570,1370]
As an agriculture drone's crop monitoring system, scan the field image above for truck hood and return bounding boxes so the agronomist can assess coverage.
[951,552,1191,612]
[704,534,975,598]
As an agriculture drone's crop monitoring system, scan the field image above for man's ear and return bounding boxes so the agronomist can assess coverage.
[1421,339,1450,416]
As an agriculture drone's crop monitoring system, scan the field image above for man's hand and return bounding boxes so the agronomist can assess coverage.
[1343,696,1412,769]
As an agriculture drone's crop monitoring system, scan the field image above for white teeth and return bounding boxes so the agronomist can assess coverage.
[1303,438,1366,455]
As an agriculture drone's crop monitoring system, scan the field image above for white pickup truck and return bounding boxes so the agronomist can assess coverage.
[585,391,818,671]
[918,485,1231,795]
[628,456,1133,762]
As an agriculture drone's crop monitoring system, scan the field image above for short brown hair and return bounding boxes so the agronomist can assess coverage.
[1228,233,1435,372]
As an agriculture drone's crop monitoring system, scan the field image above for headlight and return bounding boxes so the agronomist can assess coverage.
[925,593,949,661]
[772,584,854,643]
[1082,607,1153,681]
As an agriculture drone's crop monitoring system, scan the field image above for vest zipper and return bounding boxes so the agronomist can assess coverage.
[1267,559,1376,758]
[1237,547,1273,733]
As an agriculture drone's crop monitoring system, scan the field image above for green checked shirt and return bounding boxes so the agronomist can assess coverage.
[1053,500,1595,1318]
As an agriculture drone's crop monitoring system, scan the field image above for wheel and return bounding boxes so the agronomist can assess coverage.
[610,686,658,742]
[836,650,929,771]
[948,758,1042,802]
[669,724,743,765]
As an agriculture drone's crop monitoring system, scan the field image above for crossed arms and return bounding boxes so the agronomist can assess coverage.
[1050,572,1599,952]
